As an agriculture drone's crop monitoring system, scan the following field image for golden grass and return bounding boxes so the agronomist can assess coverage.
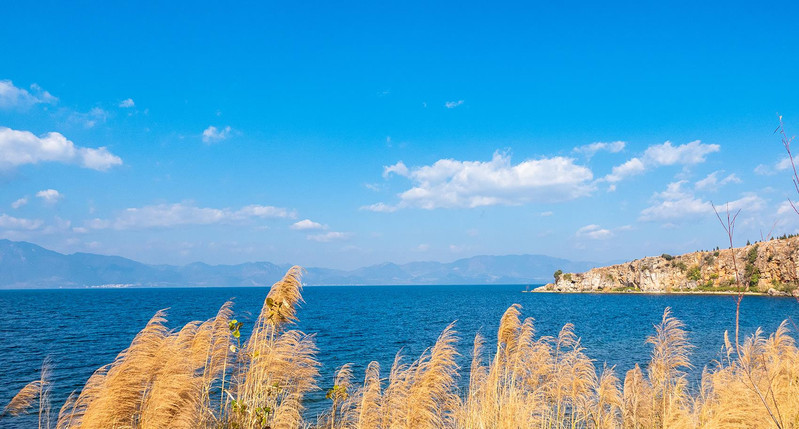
[3,266,799,428]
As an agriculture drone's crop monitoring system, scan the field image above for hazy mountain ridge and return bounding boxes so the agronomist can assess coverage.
[0,239,598,289]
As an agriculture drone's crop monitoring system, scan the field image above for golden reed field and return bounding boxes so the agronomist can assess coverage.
[2,267,798,429]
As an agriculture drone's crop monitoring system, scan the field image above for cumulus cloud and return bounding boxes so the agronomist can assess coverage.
[87,202,295,230]
[383,161,409,178]
[639,181,713,221]
[291,219,326,230]
[119,98,135,108]
[0,127,122,171]
[374,151,594,210]
[640,197,711,222]
[573,141,625,158]
[724,194,767,213]
[694,171,741,191]
[0,80,57,109]
[36,189,62,204]
[0,213,43,230]
[639,181,763,223]
[604,140,720,184]
[307,231,350,242]
[445,100,464,109]
[202,125,233,143]
[605,158,646,183]
[575,224,613,240]
[643,140,720,166]
[11,197,27,209]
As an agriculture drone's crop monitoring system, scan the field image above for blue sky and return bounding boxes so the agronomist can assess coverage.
[1,1,799,269]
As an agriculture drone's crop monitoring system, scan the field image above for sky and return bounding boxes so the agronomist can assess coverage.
[1,1,799,270]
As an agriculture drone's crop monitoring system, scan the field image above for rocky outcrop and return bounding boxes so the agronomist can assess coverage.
[539,236,799,295]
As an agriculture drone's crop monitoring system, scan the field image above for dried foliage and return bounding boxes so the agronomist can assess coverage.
[3,267,799,429]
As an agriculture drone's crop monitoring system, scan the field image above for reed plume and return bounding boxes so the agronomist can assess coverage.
[404,322,460,428]
[68,310,170,428]
[229,265,319,429]
[357,361,382,428]
[2,359,51,429]
[622,364,653,428]
[2,380,42,418]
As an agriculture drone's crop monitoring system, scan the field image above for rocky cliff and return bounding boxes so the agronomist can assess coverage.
[539,236,799,296]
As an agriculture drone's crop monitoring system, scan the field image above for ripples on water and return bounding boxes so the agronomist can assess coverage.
[2,285,799,425]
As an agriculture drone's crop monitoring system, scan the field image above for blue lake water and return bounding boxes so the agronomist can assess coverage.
[2,285,799,426]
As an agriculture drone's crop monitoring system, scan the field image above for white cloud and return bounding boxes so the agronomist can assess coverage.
[383,161,409,178]
[540,211,553,216]
[36,189,62,204]
[655,181,691,200]
[236,205,292,218]
[119,98,135,108]
[643,140,720,166]
[573,141,625,158]
[291,219,326,230]
[87,202,294,230]
[639,181,713,221]
[575,224,613,240]
[0,213,43,230]
[445,100,464,109]
[68,107,108,129]
[776,157,793,171]
[11,197,27,209]
[694,171,742,191]
[638,181,763,223]
[307,231,350,242]
[0,127,122,171]
[605,158,645,183]
[376,151,594,210]
[755,157,793,176]
[360,202,399,213]
[202,125,233,143]
[604,140,720,184]
[725,194,766,213]
[0,80,57,109]
[640,197,712,222]
[416,243,430,252]
[754,164,771,175]
[777,200,799,216]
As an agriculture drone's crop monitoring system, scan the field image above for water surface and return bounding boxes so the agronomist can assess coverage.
[1,285,798,426]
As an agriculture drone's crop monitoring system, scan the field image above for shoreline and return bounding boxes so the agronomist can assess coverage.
[525,289,795,297]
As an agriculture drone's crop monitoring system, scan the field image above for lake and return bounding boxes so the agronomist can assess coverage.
[1,285,798,426]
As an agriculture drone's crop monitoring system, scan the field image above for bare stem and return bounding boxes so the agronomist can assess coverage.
[712,202,743,353]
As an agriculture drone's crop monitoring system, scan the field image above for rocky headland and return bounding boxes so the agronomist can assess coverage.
[538,235,799,296]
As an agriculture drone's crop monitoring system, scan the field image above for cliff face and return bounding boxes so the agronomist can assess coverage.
[540,236,799,296]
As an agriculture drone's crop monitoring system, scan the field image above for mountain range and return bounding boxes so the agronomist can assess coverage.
[0,239,599,289]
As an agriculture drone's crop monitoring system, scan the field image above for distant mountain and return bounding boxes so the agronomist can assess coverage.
[0,239,599,289]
